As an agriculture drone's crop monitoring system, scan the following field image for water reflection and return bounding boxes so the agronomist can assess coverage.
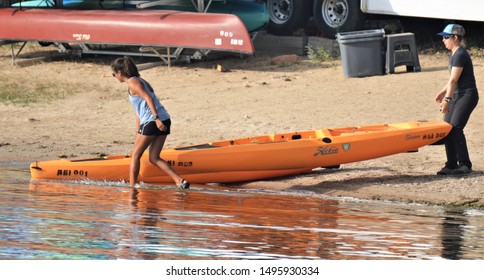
[125,185,342,259]
[441,209,467,260]
[0,166,483,260]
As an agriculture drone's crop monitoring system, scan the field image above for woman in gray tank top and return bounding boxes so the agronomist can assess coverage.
[111,56,190,189]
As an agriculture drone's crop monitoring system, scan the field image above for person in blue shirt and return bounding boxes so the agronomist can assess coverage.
[111,56,190,189]
[435,24,479,175]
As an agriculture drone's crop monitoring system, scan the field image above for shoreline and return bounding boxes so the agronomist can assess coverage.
[2,148,483,209]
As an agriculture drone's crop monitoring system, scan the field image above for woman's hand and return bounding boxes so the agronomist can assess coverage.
[435,91,445,103]
[440,101,449,114]
[155,119,167,131]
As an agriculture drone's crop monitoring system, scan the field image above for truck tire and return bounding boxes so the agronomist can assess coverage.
[266,0,312,35]
[313,0,364,38]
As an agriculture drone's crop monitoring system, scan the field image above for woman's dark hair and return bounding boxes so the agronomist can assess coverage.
[111,56,140,78]
[454,35,466,48]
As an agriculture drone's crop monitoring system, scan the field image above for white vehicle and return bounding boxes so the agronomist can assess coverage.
[266,0,484,38]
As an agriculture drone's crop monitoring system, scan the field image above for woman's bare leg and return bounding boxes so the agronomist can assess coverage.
[130,133,153,187]
[149,135,184,185]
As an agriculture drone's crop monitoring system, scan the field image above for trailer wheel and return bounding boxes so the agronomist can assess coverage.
[266,0,312,35]
[313,0,364,38]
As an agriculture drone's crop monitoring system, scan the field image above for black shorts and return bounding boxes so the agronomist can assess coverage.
[138,119,171,136]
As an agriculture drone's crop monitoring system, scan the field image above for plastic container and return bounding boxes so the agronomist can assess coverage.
[336,29,385,77]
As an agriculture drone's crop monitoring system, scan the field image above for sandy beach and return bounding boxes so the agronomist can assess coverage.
[1,42,483,208]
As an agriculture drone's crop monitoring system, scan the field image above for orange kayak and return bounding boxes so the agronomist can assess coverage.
[30,120,452,184]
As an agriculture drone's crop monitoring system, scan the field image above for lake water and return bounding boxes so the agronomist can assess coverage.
[1,164,483,260]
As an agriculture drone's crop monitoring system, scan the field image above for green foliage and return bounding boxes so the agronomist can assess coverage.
[0,78,71,104]
[469,47,484,58]
[306,45,334,63]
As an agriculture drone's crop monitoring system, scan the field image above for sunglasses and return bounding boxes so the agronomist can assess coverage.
[443,35,453,40]
[112,72,116,77]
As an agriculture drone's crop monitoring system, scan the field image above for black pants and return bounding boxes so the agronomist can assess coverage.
[443,88,479,168]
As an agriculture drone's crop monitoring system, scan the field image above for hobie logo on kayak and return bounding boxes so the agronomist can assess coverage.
[405,134,421,140]
[314,146,339,156]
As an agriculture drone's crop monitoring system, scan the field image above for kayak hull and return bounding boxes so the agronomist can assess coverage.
[0,8,254,53]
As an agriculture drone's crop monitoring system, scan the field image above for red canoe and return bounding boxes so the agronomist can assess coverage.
[0,8,254,53]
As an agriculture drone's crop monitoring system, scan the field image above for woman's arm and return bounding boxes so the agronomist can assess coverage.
[439,66,463,113]
[128,78,166,131]
[134,111,140,133]
[445,66,463,99]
